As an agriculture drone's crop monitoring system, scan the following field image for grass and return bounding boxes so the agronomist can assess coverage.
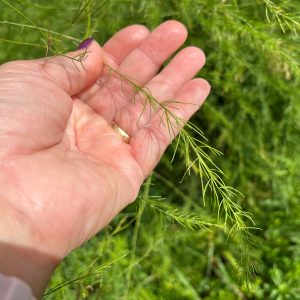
[1,0,300,299]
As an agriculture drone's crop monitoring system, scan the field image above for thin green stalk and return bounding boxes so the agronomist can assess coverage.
[44,253,128,297]
[84,0,92,39]
[0,21,81,42]
[125,175,152,298]
[153,171,192,204]
[0,37,45,48]
[0,0,48,39]
[144,196,222,231]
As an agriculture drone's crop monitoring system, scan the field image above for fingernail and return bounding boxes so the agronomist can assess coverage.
[77,37,93,50]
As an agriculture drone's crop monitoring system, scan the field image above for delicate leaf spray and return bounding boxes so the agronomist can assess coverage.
[105,64,260,283]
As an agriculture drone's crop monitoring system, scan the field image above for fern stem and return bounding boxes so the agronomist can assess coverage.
[125,175,152,298]
[0,21,80,42]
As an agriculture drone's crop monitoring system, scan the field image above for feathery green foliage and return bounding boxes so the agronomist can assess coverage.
[106,64,259,283]
[1,0,300,299]
[260,0,300,33]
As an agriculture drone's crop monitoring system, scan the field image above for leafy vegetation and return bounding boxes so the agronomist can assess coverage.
[0,0,299,299]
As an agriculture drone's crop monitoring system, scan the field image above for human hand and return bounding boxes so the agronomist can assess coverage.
[0,21,210,297]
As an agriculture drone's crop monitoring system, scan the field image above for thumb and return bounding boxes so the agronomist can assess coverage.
[40,38,103,96]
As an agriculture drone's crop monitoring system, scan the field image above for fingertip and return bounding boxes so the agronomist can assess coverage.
[124,24,150,41]
[191,78,211,102]
[171,46,206,72]
[185,46,206,67]
[161,20,188,39]
[75,39,103,80]
[176,78,211,107]
[193,77,211,89]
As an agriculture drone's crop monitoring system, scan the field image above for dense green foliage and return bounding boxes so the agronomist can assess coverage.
[1,0,300,299]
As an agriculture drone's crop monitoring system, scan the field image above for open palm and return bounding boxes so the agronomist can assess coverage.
[0,21,210,259]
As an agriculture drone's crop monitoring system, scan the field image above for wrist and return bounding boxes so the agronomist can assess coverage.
[0,181,60,298]
[0,242,59,299]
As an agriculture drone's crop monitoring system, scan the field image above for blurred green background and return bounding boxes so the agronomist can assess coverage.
[1,0,300,299]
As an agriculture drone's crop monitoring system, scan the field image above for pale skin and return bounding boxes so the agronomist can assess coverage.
[0,21,210,298]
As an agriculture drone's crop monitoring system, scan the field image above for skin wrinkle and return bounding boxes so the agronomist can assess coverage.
[104,66,143,99]
[0,94,67,150]
[66,162,115,247]
[0,132,45,156]
[102,150,142,200]
[74,103,107,142]
[0,107,64,153]
[131,128,161,177]
[116,103,150,133]
[77,108,145,190]
[151,123,173,149]
[99,85,124,121]
[84,86,115,122]
[103,51,119,69]
[113,159,143,200]
[99,167,120,226]
[40,58,75,95]
[113,80,176,135]
[106,76,133,103]
[0,67,72,153]
[135,47,161,69]
[63,102,79,151]
[0,71,72,135]
[0,160,46,245]
[70,102,142,198]
[83,79,104,97]
[72,151,137,215]
[1,63,50,92]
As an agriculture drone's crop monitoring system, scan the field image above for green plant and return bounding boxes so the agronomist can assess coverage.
[1,0,299,299]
